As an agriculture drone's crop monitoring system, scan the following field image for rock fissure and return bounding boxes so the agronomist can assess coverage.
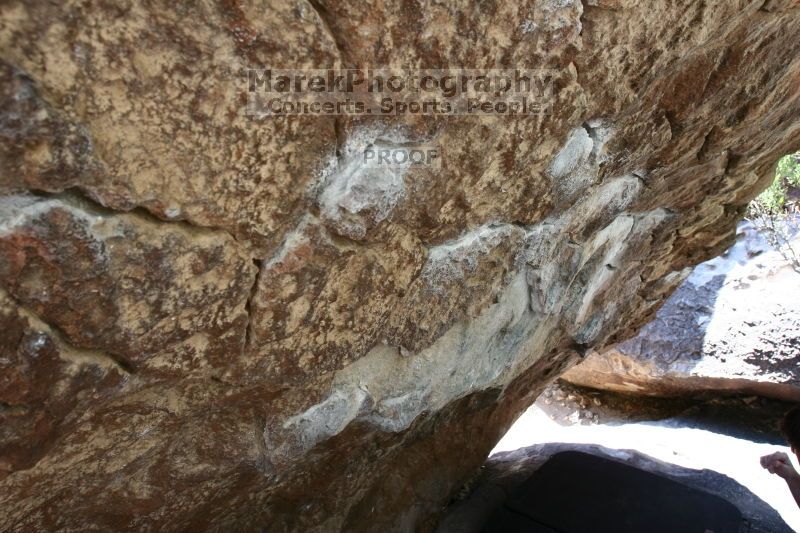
[0,286,133,375]
[243,258,264,354]
[307,0,350,68]
[25,187,245,246]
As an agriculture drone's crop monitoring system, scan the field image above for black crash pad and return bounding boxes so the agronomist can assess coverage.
[483,450,744,533]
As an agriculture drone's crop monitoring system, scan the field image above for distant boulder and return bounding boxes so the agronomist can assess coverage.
[563,221,800,401]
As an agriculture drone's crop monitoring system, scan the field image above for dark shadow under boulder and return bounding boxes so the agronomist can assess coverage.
[437,443,792,533]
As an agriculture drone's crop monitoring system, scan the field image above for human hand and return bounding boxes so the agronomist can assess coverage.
[761,452,799,481]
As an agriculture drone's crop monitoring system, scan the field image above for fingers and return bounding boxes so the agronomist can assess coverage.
[761,452,798,479]
[761,452,789,465]
[761,452,791,473]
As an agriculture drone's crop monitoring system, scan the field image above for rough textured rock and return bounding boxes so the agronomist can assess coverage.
[0,1,799,531]
[563,221,800,401]
[436,443,793,533]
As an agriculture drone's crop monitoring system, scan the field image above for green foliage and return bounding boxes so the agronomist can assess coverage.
[750,152,800,215]
[777,152,800,187]
[747,152,800,275]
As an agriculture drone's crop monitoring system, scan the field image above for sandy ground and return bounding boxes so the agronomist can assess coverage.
[493,383,800,532]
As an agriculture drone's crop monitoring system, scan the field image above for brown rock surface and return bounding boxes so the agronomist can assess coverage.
[0,0,799,531]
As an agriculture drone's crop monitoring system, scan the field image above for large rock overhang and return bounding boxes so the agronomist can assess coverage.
[0,1,798,530]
